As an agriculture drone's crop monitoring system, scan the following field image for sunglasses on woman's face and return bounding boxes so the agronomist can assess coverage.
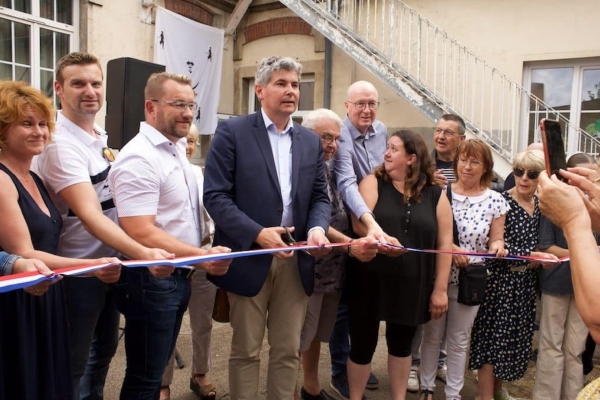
[513,168,540,180]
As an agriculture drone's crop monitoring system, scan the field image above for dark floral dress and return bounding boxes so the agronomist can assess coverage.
[469,191,540,381]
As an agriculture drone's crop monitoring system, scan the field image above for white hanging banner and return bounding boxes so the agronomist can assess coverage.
[154,7,224,135]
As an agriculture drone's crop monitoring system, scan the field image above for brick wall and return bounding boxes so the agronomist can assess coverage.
[245,17,312,43]
[165,0,213,25]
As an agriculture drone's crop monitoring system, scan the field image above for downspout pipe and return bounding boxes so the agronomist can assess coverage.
[324,38,332,108]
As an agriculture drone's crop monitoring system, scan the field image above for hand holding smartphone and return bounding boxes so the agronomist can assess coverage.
[540,118,568,182]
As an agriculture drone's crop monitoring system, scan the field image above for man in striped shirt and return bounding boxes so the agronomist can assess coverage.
[431,114,467,185]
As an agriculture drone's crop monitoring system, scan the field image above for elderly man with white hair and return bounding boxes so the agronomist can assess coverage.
[295,109,378,400]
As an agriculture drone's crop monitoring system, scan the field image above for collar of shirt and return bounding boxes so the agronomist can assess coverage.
[139,121,187,155]
[261,108,294,135]
[452,188,492,204]
[56,110,108,147]
[343,115,380,141]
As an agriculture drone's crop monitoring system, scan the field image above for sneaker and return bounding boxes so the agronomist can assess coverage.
[366,372,379,390]
[300,386,336,400]
[436,364,447,383]
[407,367,419,393]
[493,387,525,400]
[329,374,366,400]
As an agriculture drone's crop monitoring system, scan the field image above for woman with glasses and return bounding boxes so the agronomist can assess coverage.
[420,139,509,400]
[469,150,557,400]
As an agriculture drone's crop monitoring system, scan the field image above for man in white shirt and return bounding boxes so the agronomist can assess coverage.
[108,72,231,400]
[36,52,172,400]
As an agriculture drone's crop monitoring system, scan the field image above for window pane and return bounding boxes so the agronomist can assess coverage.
[0,62,11,80]
[40,28,53,68]
[581,112,600,136]
[14,0,31,13]
[0,18,11,62]
[40,69,54,98]
[14,21,30,65]
[0,0,10,8]
[15,65,30,82]
[57,0,72,24]
[527,111,568,145]
[298,81,314,111]
[581,69,600,107]
[531,67,573,108]
[40,0,54,20]
[56,31,69,61]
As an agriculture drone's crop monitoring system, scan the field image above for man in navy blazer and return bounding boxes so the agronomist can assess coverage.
[204,56,331,400]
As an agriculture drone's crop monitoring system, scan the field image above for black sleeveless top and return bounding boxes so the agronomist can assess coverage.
[347,178,442,326]
[0,163,72,400]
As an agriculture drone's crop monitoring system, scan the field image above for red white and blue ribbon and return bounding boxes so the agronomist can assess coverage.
[0,242,562,293]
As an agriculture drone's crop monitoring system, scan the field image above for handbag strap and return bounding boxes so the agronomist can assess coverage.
[446,183,460,246]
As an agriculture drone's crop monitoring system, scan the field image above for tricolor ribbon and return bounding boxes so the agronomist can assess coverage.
[0,242,563,293]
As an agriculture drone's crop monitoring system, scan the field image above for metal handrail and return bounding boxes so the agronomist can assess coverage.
[292,0,600,159]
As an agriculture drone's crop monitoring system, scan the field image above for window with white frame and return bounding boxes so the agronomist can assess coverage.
[523,58,600,150]
[247,74,315,123]
[0,0,76,104]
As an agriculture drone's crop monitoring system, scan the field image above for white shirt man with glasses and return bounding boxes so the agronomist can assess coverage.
[108,72,231,399]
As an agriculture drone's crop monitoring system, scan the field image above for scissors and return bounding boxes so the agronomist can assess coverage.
[281,227,311,254]
[281,226,296,246]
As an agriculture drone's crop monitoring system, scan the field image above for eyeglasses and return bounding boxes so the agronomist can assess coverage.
[458,158,483,168]
[321,134,340,145]
[348,101,380,111]
[513,168,540,180]
[433,127,458,137]
[102,147,115,162]
[151,99,198,112]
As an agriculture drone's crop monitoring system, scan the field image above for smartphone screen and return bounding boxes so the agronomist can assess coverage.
[541,119,567,181]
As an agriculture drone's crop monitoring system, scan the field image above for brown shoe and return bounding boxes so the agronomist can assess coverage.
[190,374,216,400]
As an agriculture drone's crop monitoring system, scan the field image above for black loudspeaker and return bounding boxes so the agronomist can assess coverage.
[105,57,165,149]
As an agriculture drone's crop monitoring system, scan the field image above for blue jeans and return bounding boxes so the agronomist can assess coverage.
[113,267,191,400]
[329,291,350,378]
[64,276,120,400]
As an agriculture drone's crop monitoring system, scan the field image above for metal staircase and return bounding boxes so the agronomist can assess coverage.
[279,0,600,175]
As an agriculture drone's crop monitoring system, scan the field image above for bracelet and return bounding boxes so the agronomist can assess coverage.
[347,239,355,258]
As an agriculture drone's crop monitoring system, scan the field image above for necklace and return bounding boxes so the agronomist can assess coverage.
[0,159,32,183]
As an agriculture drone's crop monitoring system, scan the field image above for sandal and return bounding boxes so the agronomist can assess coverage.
[419,389,434,400]
[159,386,170,400]
[190,373,217,400]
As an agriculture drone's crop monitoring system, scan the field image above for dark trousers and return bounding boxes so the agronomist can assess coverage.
[113,267,191,400]
[64,276,120,400]
[329,289,350,377]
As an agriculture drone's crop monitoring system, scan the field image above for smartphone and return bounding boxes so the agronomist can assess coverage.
[541,119,567,181]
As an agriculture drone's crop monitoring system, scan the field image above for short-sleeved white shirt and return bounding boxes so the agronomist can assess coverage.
[108,122,202,247]
[449,188,510,285]
[34,111,119,259]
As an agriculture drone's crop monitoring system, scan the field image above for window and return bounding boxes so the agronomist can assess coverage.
[0,0,76,103]
[523,58,600,152]
[246,74,316,124]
